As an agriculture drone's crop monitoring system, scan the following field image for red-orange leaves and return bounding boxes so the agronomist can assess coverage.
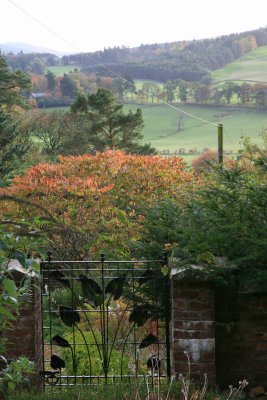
[9,160,114,197]
[1,150,197,258]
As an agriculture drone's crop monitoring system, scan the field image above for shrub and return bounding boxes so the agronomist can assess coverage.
[1,150,196,259]
[61,331,133,377]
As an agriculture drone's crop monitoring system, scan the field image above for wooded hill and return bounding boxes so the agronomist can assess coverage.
[3,26,267,83]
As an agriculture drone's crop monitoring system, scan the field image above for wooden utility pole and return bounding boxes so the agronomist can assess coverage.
[218,123,223,164]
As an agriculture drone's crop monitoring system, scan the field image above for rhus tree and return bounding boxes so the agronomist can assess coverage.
[0,150,196,259]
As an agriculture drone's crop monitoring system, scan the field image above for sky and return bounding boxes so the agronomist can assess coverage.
[1,0,267,54]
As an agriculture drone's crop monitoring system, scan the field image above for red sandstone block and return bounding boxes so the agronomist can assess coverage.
[173,351,188,363]
[256,343,267,351]
[172,299,188,308]
[187,301,212,311]
[173,311,205,320]
[190,363,215,374]
[173,289,200,298]
[173,330,214,340]
[201,351,215,362]
[174,320,214,330]
[174,310,214,320]
[174,362,189,373]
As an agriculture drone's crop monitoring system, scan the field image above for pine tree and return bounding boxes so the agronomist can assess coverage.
[0,54,31,108]
[0,110,31,185]
[70,88,155,154]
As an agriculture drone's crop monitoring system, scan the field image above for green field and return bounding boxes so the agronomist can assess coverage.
[125,103,267,153]
[46,103,267,154]
[46,65,80,76]
[212,45,267,83]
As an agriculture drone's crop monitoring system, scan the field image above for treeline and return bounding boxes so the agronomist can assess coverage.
[4,52,58,74]
[66,27,267,82]
[0,54,156,186]
[30,68,267,109]
[3,27,267,83]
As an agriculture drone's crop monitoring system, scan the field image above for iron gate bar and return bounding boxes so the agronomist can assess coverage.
[41,253,171,388]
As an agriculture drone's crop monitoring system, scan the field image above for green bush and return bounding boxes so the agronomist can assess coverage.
[134,139,267,289]
[62,330,132,377]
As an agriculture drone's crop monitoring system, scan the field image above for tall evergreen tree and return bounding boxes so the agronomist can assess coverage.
[0,110,31,185]
[60,73,76,98]
[71,88,155,154]
[0,55,32,185]
[0,54,31,108]
[45,70,56,92]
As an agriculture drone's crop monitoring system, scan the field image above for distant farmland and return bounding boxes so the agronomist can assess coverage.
[46,102,267,154]
[212,45,267,84]
[45,65,80,75]
[125,103,267,154]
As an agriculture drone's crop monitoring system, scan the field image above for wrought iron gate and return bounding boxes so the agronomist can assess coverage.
[41,253,171,387]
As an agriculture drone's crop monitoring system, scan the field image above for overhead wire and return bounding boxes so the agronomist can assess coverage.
[7,0,219,128]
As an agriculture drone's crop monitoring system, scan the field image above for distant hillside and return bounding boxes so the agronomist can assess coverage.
[212,45,267,84]
[62,26,267,83]
[3,26,267,85]
[0,42,66,57]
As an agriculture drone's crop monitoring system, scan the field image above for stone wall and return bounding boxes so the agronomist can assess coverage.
[4,278,44,390]
[215,287,267,388]
[171,276,216,384]
[171,270,267,389]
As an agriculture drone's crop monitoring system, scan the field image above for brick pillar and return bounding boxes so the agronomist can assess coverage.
[4,272,44,391]
[171,269,216,384]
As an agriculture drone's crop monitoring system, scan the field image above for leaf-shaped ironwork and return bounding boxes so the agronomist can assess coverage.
[51,335,71,348]
[51,354,65,370]
[147,355,161,371]
[79,274,103,306]
[49,270,70,288]
[139,334,159,349]
[105,274,126,300]
[139,269,157,287]
[59,306,80,327]
[129,305,151,327]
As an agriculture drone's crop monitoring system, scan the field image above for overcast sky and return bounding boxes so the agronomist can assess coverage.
[2,0,267,54]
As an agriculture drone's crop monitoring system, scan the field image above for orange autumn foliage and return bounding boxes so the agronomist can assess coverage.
[1,150,198,258]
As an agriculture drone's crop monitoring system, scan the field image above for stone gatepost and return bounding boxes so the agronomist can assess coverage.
[4,262,44,391]
[170,267,216,384]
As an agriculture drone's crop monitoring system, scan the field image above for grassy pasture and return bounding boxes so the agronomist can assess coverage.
[135,79,164,90]
[44,103,267,154]
[46,65,80,76]
[125,103,267,153]
[212,45,267,83]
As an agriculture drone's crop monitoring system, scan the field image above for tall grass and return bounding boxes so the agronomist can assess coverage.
[10,353,248,400]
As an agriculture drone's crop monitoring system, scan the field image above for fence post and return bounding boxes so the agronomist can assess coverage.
[218,123,223,164]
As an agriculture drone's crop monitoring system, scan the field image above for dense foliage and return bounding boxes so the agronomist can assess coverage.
[0,55,34,185]
[67,28,267,82]
[0,110,32,185]
[0,217,47,398]
[134,139,267,288]
[0,55,31,109]
[70,88,155,154]
[1,150,195,259]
